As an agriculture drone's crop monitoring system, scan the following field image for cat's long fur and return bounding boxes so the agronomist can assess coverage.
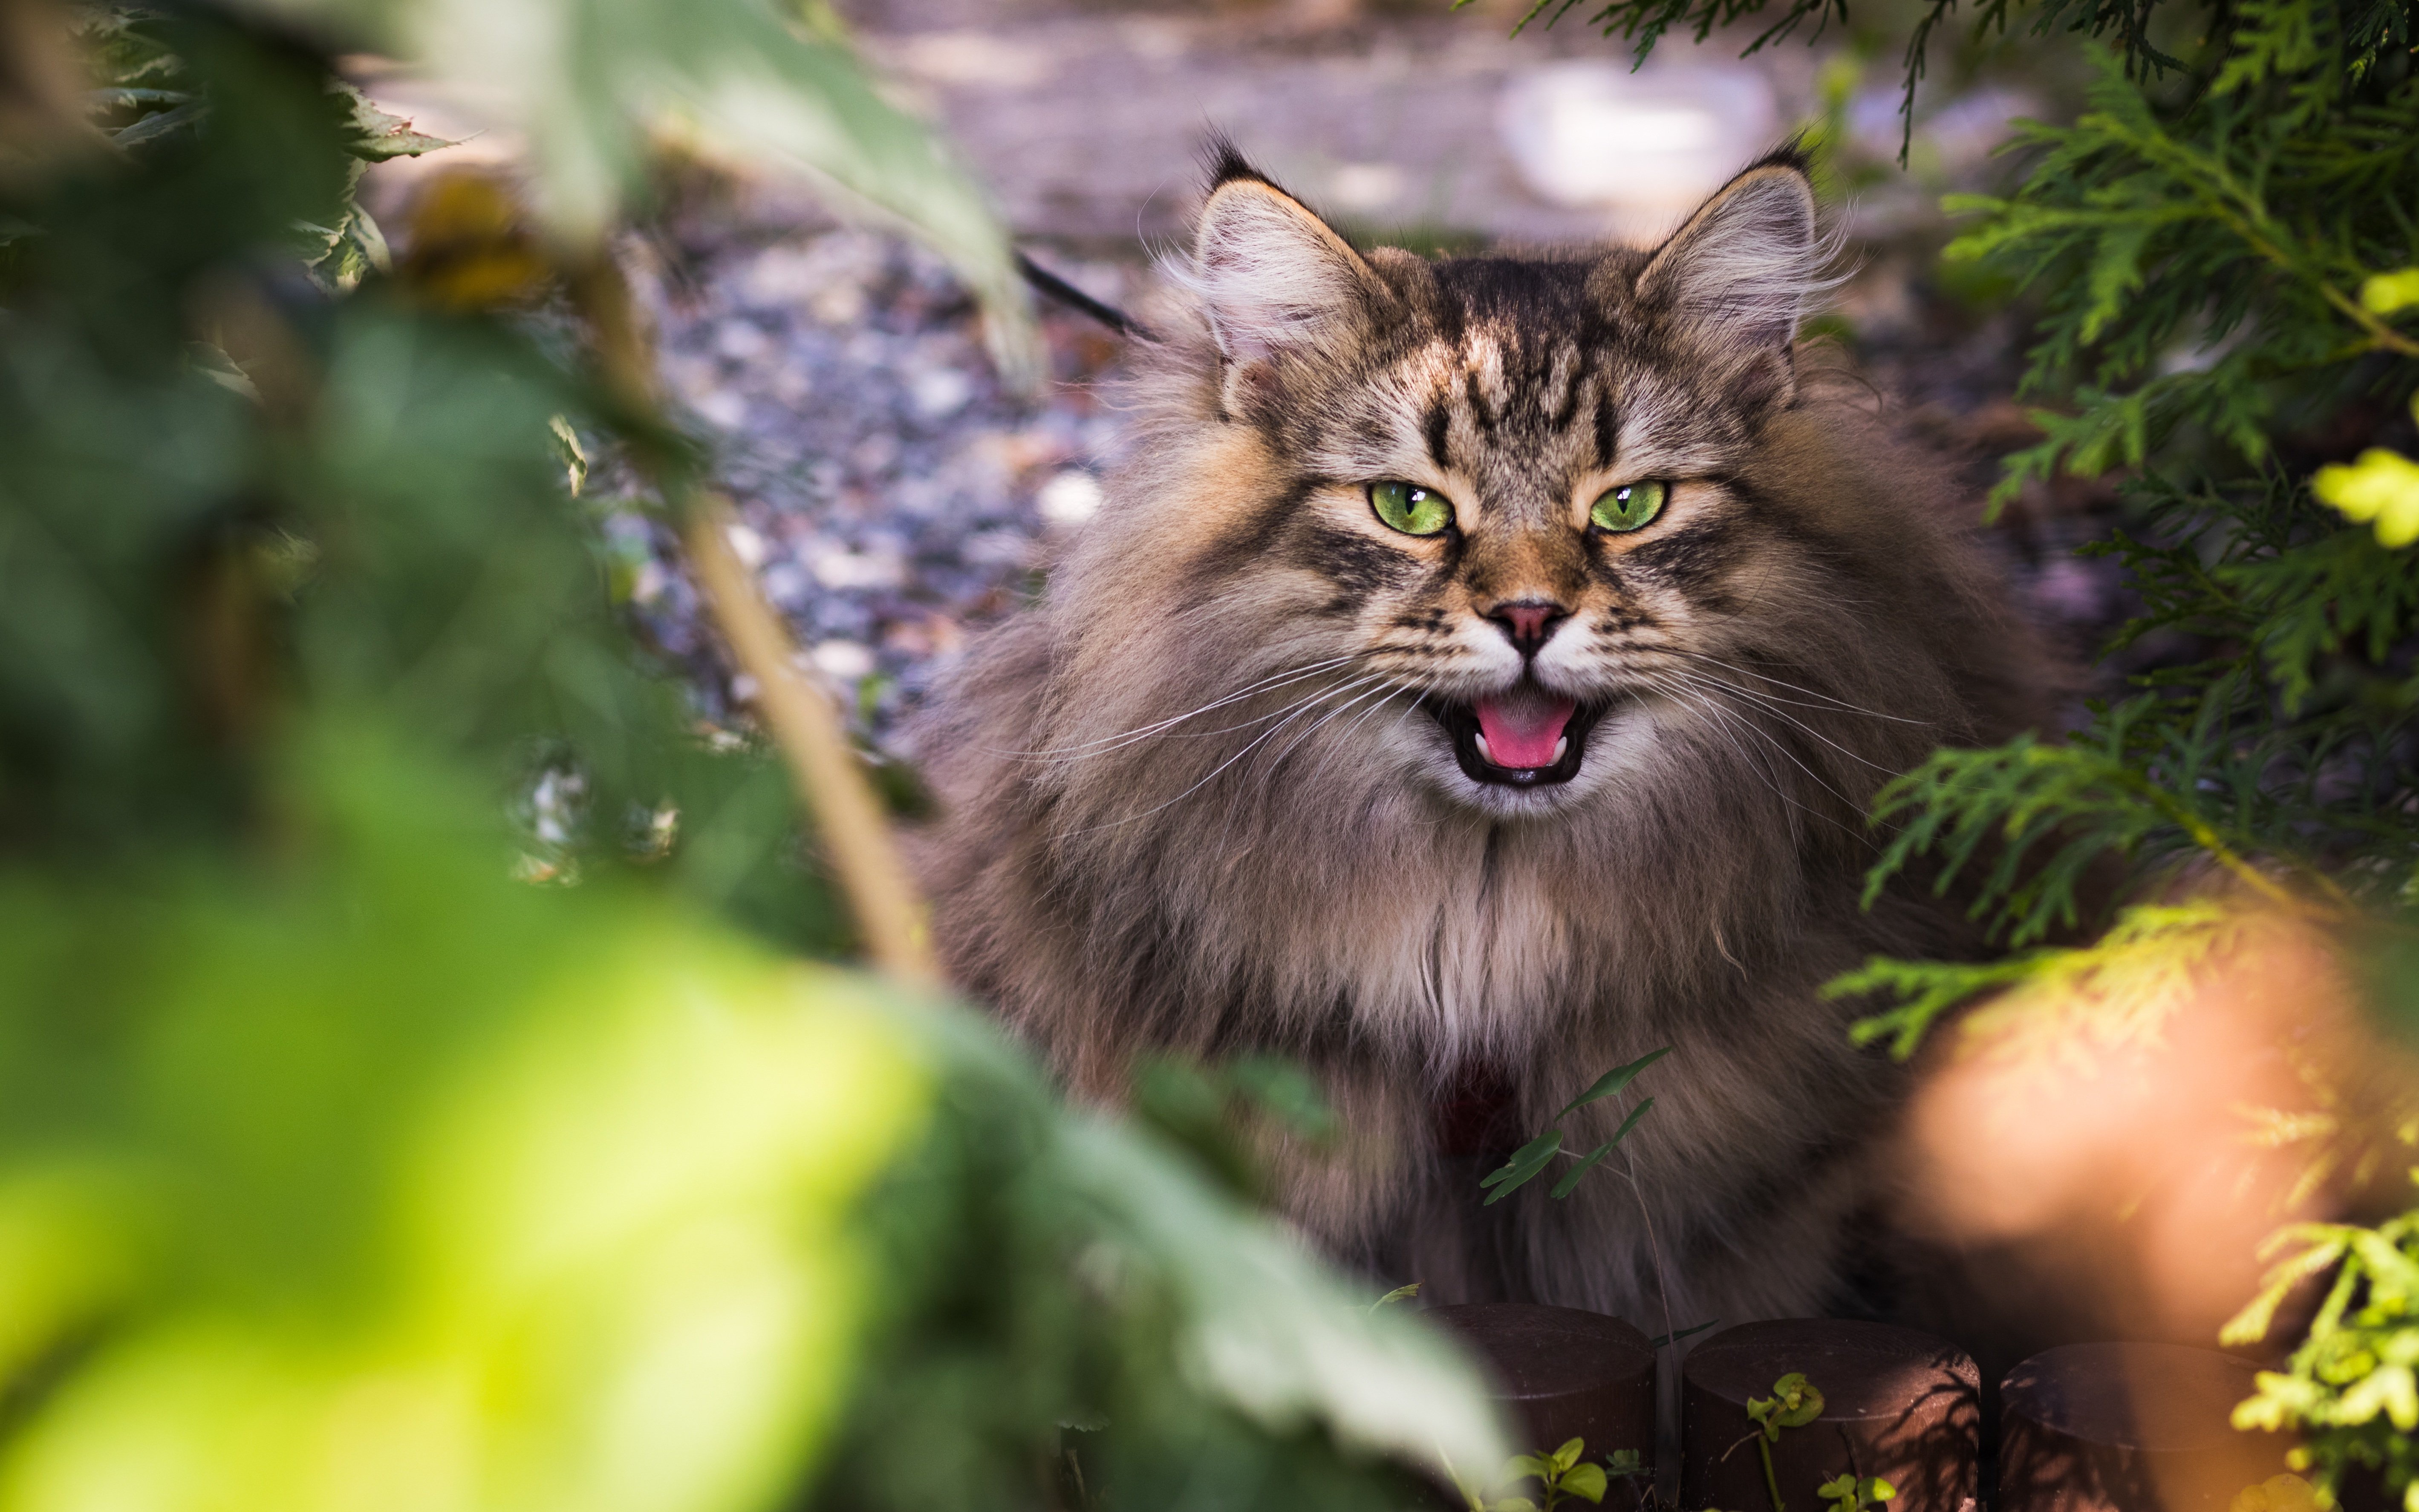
[909,145,2048,1330]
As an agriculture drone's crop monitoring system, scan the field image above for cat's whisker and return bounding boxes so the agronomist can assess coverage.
[1170,668,1416,745]
[1639,672,1862,834]
[1637,676,1816,837]
[1653,666,1898,776]
[1660,649,1925,724]
[1242,678,1396,785]
[1334,680,1413,751]
[1056,673,1390,837]
[1215,681,1407,862]
[1257,679,1402,787]
[997,653,1365,761]
[1053,654,1365,751]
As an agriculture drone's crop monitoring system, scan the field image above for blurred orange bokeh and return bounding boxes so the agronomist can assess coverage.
[1893,902,2415,1367]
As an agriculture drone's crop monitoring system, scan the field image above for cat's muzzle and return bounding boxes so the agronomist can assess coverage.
[1425,695,1614,788]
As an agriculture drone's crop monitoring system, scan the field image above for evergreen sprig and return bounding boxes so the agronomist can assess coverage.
[2226,1180,2419,1504]
[1843,5,2417,1506]
[1849,0,2417,1027]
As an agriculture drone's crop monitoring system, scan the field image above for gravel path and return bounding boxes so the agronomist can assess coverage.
[615,228,1137,741]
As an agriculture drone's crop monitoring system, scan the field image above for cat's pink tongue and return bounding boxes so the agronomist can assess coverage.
[1474,693,1577,769]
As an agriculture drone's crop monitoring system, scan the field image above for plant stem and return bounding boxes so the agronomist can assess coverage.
[684,497,939,982]
[1758,1437,1785,1512]
[1618,1103,1679,1356]
[566,251,938,984]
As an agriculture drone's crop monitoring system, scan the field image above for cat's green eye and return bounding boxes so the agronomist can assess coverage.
[1590,479,1668,534]
[1369,481,1454,537]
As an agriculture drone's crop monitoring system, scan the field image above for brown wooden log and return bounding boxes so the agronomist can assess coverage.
[1680,1319,1980,1512]
[1427,1303,1658,1492]
[1998,1342,2309,1512]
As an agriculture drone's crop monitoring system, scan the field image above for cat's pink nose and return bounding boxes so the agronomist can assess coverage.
[1483,599,1569,655]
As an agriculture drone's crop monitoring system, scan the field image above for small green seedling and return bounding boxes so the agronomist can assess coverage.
[1732,1373,1825,1512]
[1816,1473,1895,1510]
[1479,1047,1671,1204]
[1458,1437,1628,1512]
[1746,1373,1825,1440]
[1368,1281,1421,1313]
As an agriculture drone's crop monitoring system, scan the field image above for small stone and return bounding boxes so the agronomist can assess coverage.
[724,522,768,569]
[759,562,809,608]
[692,388,748,430]
[714,319,771,361]
[1036,470,1105,525]
[910,367,975,420]
[809,542,907,589]
[811,639,878,681]
[631,560,668,606]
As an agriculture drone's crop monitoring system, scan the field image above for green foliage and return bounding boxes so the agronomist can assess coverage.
[1458,1436,1625,1512]
[1832,1,2419,1061]
[1742,1373,1827,1512]
[217,0,1039,380]
[1467,0,2216,144]
[1132,1053,1341,1203]
[0,732,1510,1512]
[1855,6,2419,1507]
[1833,897,2248,1056]
[1817,1472,1898,1509]
[1943,39,2419,506]
[1747,1373,1827,1440]
[2226,1176,2419,1511]
[1479,1048,1669,1205]
[0,7,1506,1512]
[0,739,930,1512]
[2316,392,2419,547]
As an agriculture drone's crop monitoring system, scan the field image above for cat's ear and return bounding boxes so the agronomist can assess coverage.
[1635,152,1821,352]
[1191,146,1388,363]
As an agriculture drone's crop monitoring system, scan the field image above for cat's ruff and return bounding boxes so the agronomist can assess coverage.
[908,142,2047,1329]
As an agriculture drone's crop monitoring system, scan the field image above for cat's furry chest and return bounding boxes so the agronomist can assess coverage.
[1207,819,1597,1064]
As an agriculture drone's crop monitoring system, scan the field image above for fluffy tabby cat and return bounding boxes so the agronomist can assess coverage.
[910,144,2047,1330]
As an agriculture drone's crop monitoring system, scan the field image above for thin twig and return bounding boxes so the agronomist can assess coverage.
[685,497,938,982]
[566,251,938,983]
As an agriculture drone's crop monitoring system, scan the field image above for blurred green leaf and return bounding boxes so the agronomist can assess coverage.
[335,80,452,160]
[221,0,1037,381]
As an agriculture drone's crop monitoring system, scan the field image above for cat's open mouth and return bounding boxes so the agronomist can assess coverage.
[1426,688,1611,788]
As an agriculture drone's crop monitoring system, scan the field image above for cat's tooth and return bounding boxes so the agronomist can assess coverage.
[1474,731,1494,764]
[1552,736,1568,765]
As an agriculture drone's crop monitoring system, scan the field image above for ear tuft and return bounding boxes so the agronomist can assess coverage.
[1187,165,1383,364]
[1201,132,1273,193]
[1637,157,1826,351]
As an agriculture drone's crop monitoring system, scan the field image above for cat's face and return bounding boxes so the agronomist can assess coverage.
[1155,151,1836,821]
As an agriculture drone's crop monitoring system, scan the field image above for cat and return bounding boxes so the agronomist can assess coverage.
[907,141,2049,1333]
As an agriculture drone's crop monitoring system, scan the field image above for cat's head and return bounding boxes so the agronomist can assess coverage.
[1041,145,1998,835]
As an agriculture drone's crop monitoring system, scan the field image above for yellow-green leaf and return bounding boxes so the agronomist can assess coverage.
[2313,448,2419,550]
[2359,268,2419,316]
